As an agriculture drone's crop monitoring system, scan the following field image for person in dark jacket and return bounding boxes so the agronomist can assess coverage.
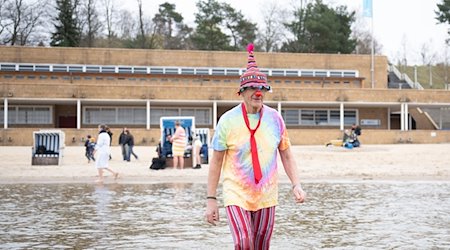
[118,127,128,161]
[84,135,96,163]
[124,129,138,161]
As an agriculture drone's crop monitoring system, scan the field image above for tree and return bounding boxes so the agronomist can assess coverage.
[351,14,382,54]
[152,2,189,49]
[221,2,256,51]
[282,0,311,52]
[191,0,256,51]
[257,1,287,52]
[79,0,102,47]
[50,0,81,47]
[436,0,450,42]
[129,0,159,49]
[0,0,49,45]
[0,0,6,38]
[102,0,114,39]
[191,0,230,50]
[282,0,356,53]
[116,9,135,40]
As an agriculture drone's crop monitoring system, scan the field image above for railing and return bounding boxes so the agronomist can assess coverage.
[389,64,424,90]
[0,62,359,78]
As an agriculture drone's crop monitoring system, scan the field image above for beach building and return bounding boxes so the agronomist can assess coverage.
[1,46,450,146]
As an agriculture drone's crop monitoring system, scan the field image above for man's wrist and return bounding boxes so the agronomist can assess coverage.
[206,196,217,200]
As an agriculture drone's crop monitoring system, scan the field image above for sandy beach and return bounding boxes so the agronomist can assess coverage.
[0,144,449,184]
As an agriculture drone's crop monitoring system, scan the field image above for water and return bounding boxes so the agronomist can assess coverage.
[0,182,449,249]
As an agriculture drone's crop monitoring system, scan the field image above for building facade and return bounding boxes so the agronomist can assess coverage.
[1,46,450,146]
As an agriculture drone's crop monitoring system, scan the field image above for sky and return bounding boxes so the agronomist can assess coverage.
[121,0,449,65]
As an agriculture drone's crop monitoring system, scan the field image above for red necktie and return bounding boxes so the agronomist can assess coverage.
[241,103,263,183]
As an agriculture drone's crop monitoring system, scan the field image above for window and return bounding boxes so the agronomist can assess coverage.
[315,110,328,125]
[68,66,83,72]
[343,71,356,77]
[195,69,209,75]
[344,110,357,125]
[181,109,210,124]
[134,67,147,74]
[1,64,16,71]
[286,70,298,77]
[300,110,315,125]
[272,70,284,76]
[150,108,178,125]
[53,65,67,72]
[181,68,195,75]
[101,66,116,73]
[19,65,34,71]
[151,108,211,125]
[1,106,52,124]
[281,110,299,125]
[330,71,342,77]
[212,69,225,75]
[282,109,357,126]
[118,67,132,74]
[84,107,146,125]
[165,68,178,74]
[329,110,340,125]
[226,69,239,75]
[35,65,50,72]
[86,66,100,73]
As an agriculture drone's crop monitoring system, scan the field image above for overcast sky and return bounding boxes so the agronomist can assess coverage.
[121,0,449,65]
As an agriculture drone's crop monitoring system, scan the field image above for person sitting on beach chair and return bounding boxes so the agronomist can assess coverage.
[326,129,359,148]
[342,129,354,149]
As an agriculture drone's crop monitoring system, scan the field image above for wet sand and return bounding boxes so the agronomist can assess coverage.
[0,144,449,184]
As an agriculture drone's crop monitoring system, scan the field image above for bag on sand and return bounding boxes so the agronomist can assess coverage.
[150,157,166,170]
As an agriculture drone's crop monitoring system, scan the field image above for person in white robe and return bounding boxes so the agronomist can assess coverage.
[94,124,119,182]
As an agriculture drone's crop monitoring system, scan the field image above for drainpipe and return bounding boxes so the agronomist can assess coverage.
[77,99,81,130]
[4,98,8,129]
[340,102,344,131]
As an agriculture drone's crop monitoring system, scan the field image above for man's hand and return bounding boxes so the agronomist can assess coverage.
[205,199,220,225]
[293,185,307,203]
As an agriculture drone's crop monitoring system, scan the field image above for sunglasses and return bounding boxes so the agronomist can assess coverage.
[239,85,272,93]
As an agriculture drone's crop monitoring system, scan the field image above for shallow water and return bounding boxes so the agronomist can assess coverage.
[0,181,449,249]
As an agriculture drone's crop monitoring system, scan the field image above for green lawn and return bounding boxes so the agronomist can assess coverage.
[398,64,449,89]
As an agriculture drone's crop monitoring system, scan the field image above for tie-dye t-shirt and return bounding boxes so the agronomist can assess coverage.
[212,103,290,211]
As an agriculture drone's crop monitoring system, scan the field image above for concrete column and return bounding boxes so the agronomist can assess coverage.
[404,103,409,131]
[213,101,217,130]
[400,103,404,131]
[4,98,8,129]
[77,99,81,129]
[146,100,151,130]
[439,107,443,130]
[277,102,282,113]
[387,107,391,130]
[340,102,344,131]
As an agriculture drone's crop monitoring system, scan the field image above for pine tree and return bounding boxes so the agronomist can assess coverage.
[50,0,80,47]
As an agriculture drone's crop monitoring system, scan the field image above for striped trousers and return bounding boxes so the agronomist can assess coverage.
[225,205,276,250]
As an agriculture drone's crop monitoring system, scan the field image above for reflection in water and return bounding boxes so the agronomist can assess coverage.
[0,182,449,249]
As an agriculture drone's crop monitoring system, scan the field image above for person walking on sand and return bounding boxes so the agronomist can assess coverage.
[205,44,306,249]
[124,129,138,161]
[105,126,113,160]
[84,135,96,163]
[170,120,186,169]
[193,135,202,169]
[93,124,119,183]
[118,127,128,161]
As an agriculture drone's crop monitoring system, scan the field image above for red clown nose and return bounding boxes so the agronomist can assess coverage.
[255,91,263,97]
